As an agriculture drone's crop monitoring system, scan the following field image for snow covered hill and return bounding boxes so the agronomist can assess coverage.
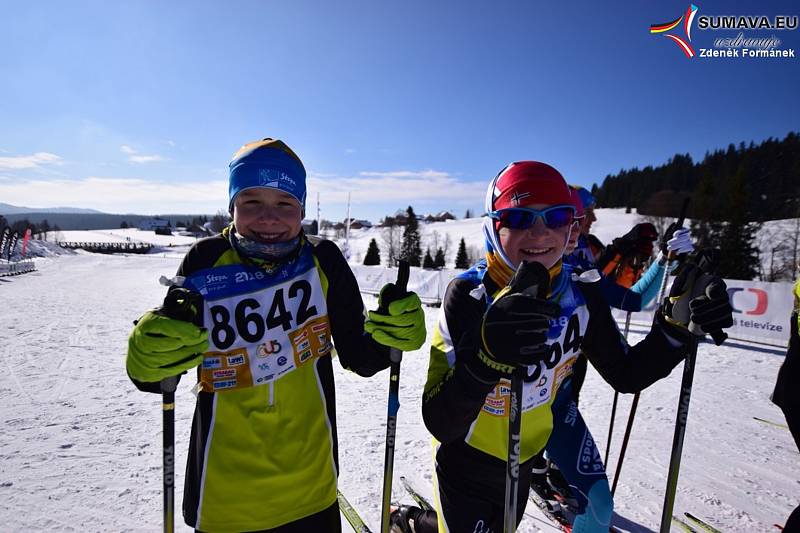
[1,250,797,532]
[327,209,799,282]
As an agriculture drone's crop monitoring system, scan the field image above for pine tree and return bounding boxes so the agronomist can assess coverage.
[716,164,761,280]
[422,248,434,269]
[454,238,469,269]
[400,206,422,267]
[433,247,445,269]
[363,238,381,265]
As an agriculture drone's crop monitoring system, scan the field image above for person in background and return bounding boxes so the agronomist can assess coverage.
[773,278,800,531]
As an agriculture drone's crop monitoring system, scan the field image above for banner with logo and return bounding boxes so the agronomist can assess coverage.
[351,266,794,348]
[609,277,793,347]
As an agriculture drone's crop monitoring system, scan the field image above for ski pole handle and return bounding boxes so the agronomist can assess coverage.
[379,260,410,533]
[384,262,410,363]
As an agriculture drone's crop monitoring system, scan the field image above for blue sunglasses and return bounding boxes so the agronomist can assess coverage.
[488,205,576,230]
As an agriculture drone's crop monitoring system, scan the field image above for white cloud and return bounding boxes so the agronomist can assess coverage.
[120,145,164,164]
[167,140,176,147]
[0,176,227,214]
[306,169,485,204]
[0,152,63,170]
[344,148,356,154]
[129,154,164,164]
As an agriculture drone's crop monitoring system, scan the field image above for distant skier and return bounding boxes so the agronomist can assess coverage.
[393,161,733,533]
[532,187,695,508]
[569,186,603,270]
[773,278,800,532]
[125,138,426,532]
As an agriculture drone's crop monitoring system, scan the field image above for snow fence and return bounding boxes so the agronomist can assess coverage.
[350,265,795,348]
[0,259,36,277]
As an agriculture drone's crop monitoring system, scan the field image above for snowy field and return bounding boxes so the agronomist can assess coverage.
[1,249,797,532]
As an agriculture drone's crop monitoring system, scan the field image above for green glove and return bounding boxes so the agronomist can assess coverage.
[364,284,426,351]
[126,310,208,383]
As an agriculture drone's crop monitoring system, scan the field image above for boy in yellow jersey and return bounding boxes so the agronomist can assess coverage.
[126,138,426,532]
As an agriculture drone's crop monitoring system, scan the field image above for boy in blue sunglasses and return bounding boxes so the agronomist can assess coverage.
[392,161,733,533]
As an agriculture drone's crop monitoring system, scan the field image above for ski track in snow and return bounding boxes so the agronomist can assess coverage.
[1,251,797,532]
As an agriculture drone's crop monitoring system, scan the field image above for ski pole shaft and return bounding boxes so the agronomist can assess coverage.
[610,391,639,497]
[502,261,549,533]
[659,337,699,533]
[503,370,523,533]
[656,198,690,303]
[604,310,633,466]
[158,286,202,533]
[380,261,410,533]
[612,201,690,493]
[161,376,178,533]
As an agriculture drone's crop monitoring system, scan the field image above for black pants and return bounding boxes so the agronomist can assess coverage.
[197,501,341,533]
[781,404,800,533]
[434,443,533,533]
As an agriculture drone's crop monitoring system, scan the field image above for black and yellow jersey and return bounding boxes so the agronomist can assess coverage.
[132,230,390,531]
[422,260,689,498]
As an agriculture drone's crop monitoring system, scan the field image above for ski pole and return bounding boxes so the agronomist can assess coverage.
[604,256,643,467]
[504,368,524,533]
[659,255,728,533]
[379,260,410,533]
[604,310,631,467]
[503,261,549,533]
[158,285,203,533]
[611,200,690,496]
[160,376,177,533]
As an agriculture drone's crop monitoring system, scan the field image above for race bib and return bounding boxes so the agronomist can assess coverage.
[183,252,332,392]
[481,305,588,416]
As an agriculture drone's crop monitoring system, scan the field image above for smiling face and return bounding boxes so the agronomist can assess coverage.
[497,203,572,269]
[232,188,303,243]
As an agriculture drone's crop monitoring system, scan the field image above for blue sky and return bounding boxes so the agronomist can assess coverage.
[1,0,798,222]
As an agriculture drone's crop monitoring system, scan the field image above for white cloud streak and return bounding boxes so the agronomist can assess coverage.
[306,169,485,204]
[0,152,63,170]
[129,155,164,164]
[119,145,164,164]
[0,168,483,217]
[0,177,227,214]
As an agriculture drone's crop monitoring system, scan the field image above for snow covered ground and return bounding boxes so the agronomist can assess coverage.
[1,249,797,532]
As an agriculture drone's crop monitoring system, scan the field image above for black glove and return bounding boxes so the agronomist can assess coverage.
[612,222,658,260]
[662,250,733,345]
[478,262,561,375]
